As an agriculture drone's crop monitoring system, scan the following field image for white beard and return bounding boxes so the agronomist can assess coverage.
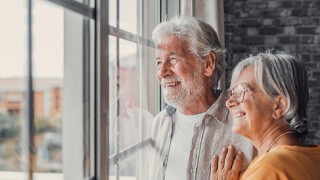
[162,67,205,108]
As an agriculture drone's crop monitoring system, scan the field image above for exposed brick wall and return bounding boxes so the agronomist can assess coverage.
[224,0,320,144]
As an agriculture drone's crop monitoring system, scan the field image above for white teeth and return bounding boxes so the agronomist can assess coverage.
[164,82,180,87]
[234,112,246,118]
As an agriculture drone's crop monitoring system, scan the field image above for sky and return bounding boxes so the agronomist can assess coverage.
[0,0,63,78]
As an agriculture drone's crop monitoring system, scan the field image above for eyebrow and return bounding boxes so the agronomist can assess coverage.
[155,51,178,60]
[242,82,255,90]
[230,82,253,90]
[169,51,177,56]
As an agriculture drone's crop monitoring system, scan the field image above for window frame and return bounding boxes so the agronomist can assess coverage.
[106,0,181,179]
[24,0,181,179]
[25,0,98,180]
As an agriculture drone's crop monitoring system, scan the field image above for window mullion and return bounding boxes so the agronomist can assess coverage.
[115,0,120,179]
[108,26,154,48]
[45,0,95,19]
[95,0,109,179]
[109,138,151,166]
[24,0,36,179]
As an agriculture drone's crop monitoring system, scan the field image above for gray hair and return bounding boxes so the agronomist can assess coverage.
[231,51,309,139]
[152,15,225,88]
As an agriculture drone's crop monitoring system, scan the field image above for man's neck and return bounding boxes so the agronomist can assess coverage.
[177,93,217,115]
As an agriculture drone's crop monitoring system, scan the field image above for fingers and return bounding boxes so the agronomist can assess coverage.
[218,147,227,169]
[232,151,243,172]
[211,155,218,173]
[210,155,218,180]
[224,145,235,169]
[211,146,242,180]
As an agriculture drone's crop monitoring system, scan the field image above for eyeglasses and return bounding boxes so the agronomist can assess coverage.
[225,83,249,103]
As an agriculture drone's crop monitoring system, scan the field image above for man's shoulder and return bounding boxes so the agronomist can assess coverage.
[154,107,169,120]
[152,106,173,132]
[154,105,175,120]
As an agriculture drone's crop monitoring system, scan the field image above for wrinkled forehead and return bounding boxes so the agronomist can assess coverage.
[230,66,257,89]
[155,35,190,56]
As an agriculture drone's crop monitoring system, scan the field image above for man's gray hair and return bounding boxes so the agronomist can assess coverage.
[231,51,309,139]
[152,15,225,88]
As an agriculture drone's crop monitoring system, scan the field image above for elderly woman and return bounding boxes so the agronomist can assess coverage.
[211,51,320,179]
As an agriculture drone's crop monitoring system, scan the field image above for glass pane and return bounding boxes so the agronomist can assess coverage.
[109,0,117,27]
[119,40,138,148]
[32,0,95,179]
[33,0,63,178]
[110,149,149,179]
[120,0,137,34]
[109,38,155,179]
[109,35,117,157]
[62,4,95,180]
[0,0,26,178]
[118,152,138,179]
[108,0,160,179]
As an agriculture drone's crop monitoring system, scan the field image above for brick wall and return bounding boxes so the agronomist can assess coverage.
[224,0,320,144]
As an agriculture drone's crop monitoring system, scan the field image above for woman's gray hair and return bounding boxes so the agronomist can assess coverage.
[152,15,225,88]
[231,51,309,139]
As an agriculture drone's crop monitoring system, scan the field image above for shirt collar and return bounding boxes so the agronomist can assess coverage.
[164,90,229,124]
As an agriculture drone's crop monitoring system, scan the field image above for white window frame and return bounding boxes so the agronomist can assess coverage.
[25,0,180,180]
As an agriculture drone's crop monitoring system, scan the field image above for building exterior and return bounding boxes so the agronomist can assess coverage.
[0,78,62,122]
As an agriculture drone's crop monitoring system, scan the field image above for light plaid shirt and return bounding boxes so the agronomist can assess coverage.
[148,91,256,180]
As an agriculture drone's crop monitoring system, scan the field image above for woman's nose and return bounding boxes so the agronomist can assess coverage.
[225,95,238,110]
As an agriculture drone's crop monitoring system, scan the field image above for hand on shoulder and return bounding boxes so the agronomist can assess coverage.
[210,145,243,180]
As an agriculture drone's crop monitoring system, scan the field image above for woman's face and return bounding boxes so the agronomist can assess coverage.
[226,66,278,140]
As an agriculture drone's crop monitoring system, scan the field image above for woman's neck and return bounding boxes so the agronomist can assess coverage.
[252,121,305,155]
[256,129,304,155]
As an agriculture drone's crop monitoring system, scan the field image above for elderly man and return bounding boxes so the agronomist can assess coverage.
[148,16,255,180]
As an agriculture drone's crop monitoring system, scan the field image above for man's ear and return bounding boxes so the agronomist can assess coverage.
[204,51,216,77]
[273,95,288,120]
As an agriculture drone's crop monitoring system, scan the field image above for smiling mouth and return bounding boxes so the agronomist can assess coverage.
[234,112,246,118]
[164,81,181,88]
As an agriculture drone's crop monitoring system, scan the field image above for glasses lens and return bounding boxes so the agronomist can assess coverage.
[226,84,246,103]
[233,84,245,103]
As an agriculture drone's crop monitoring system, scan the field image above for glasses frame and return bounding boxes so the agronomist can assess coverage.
[225,83,249,103]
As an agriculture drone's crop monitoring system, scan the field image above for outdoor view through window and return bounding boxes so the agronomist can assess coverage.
[0,0,159,179]
[0,1,63,179]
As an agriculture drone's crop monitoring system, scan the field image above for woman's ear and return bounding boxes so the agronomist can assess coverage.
[273,96,288,120]
[204,51,216,77]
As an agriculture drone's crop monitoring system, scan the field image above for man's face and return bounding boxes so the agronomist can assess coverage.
[155,35,206,108]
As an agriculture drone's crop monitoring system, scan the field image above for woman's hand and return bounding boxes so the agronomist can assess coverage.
[210,145,243,180]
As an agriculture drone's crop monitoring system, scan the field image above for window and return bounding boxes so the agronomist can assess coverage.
[0,0,180,179]
[0,0,95,179]
[108,0,160,179]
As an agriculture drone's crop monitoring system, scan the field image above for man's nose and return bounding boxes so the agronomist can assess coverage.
[158,60,172,79]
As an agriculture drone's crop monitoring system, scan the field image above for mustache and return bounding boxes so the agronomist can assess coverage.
[161,76,182,85]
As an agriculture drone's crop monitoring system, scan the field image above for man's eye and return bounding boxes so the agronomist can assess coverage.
[156,60,162,67]
[169,57,177,64]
